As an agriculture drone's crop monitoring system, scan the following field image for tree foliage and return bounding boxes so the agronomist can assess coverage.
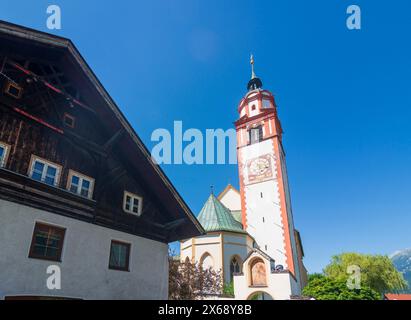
[324,253,408,294]
[169,254,223,300]
[303,274,380,300]
[223,281,234,297]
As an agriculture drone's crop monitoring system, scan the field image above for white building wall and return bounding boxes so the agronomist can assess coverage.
[180,238,193,261]
[234,272,294,300]
[219,189,241,211]
[240,139,288,268]
[279,148,301,293]
[180,234,223,273]
[232,252,297,300]
[222,233,251,283]
[181,233,255,285]
[0,199,168,300]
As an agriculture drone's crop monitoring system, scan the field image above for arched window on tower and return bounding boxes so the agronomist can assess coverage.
[249,125,263,144]
[230,256,242,281]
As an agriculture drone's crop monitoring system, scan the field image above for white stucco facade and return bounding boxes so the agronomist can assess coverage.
[0,199,169,300]
[181,233,223,272]
[234,267,299,300]
[181,231,254,284]
[181,228,301,300]
[218,187,241,211]
[240,139,289,268]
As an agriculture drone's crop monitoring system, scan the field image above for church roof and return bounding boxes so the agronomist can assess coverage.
[197,194,246,234]
[217,184,240,200]
[230,210,242,223]
[243,247,276,264]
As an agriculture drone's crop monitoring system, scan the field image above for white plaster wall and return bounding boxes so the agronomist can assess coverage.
[233,272,294,300]
[248,101,259,117]
[279,148,301,293]
[0,199,168,300]
[233,252,295,300]
[240,139,288,267]
[222,233,251,283]
[181,234,223,273]
[195,236,222,272]
[180,240,193,262]
[219,189,241,211]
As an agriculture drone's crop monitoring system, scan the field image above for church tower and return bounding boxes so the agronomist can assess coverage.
[235,56,300,282]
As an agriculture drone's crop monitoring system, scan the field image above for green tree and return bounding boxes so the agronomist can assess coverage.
[324,253,408,294]
[223,281,234,297]
[303,274,380,300]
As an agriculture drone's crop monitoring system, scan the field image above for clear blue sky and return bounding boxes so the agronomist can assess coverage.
[2,0,411,273]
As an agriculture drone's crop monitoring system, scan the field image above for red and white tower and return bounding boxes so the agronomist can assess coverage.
[235,56,301,282]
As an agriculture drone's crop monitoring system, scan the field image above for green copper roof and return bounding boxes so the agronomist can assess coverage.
[230,210,243,223]
[197,194,245,234]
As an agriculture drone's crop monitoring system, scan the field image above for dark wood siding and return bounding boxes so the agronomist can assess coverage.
[0,53,170,242]
[0,26,202,242]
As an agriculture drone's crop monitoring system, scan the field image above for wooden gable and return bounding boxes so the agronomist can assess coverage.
[0,20,204,243]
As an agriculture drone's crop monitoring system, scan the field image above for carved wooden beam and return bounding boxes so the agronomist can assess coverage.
[95,165,127,199]
[163,218,186,230]
[64,130,108,157]
[7,59,96,115]
[103,129,124,153]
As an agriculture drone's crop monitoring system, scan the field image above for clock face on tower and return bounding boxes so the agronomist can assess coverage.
[250,157,270,175]
[246,154,273,184]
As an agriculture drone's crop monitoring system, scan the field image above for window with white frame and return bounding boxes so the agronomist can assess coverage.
[67,170,94,199]
[29,156,61,187]
[123,191,143,216]
[0,142,10,168]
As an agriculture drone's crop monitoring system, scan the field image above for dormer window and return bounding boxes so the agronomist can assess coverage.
[249,126,263,144]
[0,142,10,168]
[123,191,143,216]
[67,170,94,199]
[4,81,23,99]
[29,156,61,187]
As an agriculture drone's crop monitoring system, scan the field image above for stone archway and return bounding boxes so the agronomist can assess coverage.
[248,291,273,300]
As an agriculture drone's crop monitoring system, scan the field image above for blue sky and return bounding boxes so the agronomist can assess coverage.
[2,0,411,272]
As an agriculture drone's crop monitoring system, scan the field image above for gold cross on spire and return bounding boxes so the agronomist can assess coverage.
[250,54,256,79]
